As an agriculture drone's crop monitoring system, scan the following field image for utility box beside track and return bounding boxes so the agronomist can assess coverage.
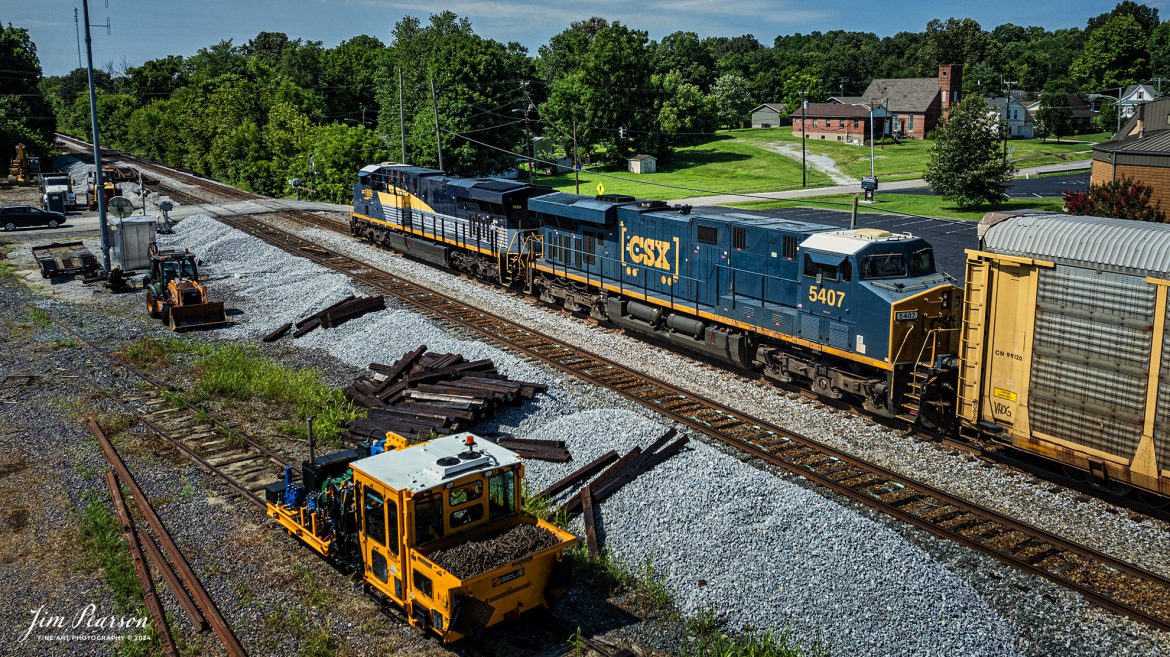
[957,212,1170,497]
[111,215,156,271]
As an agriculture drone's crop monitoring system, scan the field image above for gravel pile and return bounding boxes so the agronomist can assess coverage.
[287,221,1170,580]
[428,524,561,578]
[156,214,361,340]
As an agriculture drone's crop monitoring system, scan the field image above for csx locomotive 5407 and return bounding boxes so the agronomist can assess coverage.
[351,163,962,425]
[349,164,1170,502]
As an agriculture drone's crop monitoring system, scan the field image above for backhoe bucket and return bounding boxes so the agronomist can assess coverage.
[168,302,228,331]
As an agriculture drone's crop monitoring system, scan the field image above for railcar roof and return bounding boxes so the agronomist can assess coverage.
[349,433,521,493]
[980,212,1170,277]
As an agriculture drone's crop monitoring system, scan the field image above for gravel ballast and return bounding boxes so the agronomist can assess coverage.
[143,214,1170,656]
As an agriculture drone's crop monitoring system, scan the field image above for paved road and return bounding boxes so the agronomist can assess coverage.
[668,159,1092,206]
[888,172,1090,199]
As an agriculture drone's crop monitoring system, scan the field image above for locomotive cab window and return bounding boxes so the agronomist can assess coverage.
[909,247,935,277]
[449,481,483,507]
[860,253,907,279]
[803,253,841,281]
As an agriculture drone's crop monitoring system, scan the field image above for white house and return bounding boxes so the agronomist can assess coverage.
[1120,83,1161,118]
[988,94,1034,138]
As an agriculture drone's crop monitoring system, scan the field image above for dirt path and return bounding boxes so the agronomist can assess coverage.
[760,141,855,185]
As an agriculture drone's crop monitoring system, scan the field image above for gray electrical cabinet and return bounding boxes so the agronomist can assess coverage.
[110,215,157,271]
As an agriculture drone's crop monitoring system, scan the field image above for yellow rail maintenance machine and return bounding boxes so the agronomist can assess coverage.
[266,432,576,642]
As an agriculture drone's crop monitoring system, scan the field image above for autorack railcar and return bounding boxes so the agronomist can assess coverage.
[958,211,1170,499]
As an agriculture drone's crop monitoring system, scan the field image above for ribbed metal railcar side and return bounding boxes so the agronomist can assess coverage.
[959,213,1170,497]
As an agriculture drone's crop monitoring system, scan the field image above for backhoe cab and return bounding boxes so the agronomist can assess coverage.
[143,243,228,331]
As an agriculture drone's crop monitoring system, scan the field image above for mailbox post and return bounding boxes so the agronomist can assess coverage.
[861,175,879,202]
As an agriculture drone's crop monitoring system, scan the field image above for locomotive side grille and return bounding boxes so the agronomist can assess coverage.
[1030,266,1152,459]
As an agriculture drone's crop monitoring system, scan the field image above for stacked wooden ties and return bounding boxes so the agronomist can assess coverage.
[343,346,547,445]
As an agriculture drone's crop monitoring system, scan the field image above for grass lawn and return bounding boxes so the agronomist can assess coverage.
[539,128,1100,200]
[729,193,1066,222]
[539,133,831,199]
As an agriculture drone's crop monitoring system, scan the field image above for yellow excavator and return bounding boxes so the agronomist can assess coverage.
[143,243,228,331]
[8,144,41,185]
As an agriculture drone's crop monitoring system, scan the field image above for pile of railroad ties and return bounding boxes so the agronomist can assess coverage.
[341,346,556,451]
[262,294,386,342]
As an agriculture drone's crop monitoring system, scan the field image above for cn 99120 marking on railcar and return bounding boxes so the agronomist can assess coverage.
[347,162,1170,502]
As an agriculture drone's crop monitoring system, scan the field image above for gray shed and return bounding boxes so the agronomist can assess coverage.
[750,103,786,128]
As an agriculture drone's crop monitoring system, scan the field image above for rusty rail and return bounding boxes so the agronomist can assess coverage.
[104,471,179,657]
[90,419,248,657]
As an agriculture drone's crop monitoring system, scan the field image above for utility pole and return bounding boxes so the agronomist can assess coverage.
[1117,86,1124,134]
[868,100,876,177]
[398,67,406,162]
[429,73,443,172]
[572,117,580,195]
[800,92,807,188]
[82,0,110,272]
[74,9,82,69]
[524,103,533,184]
[1002,78,1016,165]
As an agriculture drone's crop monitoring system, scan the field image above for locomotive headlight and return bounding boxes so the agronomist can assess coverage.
[941,292,951,309]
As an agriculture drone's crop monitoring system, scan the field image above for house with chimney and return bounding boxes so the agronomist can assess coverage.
[859,65,962,139]
[792,102,889,143]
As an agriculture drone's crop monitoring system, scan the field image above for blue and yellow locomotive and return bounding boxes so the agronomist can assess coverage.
[351,164,961,422]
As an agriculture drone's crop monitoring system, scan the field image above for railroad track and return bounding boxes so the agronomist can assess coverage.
[216,213,1170,634]
[53,133,1170,633]
[45,318,293,509]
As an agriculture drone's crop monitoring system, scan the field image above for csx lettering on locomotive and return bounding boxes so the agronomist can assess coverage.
[625,234,676,271]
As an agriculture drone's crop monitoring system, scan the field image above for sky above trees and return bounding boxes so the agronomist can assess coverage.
[18,0,1137,75]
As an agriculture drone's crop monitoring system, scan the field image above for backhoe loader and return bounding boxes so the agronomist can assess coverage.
[143,243,228,331]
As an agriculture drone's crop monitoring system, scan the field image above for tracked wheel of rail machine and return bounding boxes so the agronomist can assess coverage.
[143,242,228,331]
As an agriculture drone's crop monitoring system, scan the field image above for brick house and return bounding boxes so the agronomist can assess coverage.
[791,102,888,143]
[861,65,962,139]
[1091,96,1170,211]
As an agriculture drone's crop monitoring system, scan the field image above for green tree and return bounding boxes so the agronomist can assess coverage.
[712,74,754,129]
[1087,1,1160,35]
[1070,14,1150,89]
[0,21,55,155]
[1034,89,1073,142]
[652,31,714,90]
[123,56,188,105]
[655,71,717,144]
[299,123,389,202]
[1150,21,1170,77]
[1096,98,1120,133]
[321,35,386,125]
[921,18,995,73]
[541,21,655,165]
[781,70,824,121]
[924,95,1015,208]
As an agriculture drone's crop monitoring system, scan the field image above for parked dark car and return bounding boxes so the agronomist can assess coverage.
[0,205,66,231]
